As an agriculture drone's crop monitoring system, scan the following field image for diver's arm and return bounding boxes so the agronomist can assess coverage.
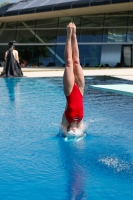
[78,120,85,132]
[60,125,67,137]
[61,113,69,137]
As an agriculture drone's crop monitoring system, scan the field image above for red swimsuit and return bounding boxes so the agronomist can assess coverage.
[65,83,84,124]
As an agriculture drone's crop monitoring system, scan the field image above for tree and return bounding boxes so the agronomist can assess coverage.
[0,2,9,7]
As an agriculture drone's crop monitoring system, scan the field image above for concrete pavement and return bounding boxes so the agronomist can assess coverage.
[0,67,133,81]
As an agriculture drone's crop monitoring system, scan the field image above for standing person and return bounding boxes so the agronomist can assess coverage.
[20,60,27,68]
[0,41,23,78]
[61,22,85,137]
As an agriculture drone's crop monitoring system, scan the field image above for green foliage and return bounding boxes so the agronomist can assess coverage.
[0,2,9,7]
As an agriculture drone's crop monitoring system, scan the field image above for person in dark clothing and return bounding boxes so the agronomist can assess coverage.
[0,41,23,78]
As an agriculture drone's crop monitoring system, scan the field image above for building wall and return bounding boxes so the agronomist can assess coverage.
[101,45,122,67]
[0,11,133,67]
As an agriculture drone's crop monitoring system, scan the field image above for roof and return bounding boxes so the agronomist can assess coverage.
[0,0,132,17]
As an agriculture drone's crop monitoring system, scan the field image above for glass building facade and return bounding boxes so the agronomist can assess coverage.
[0,11,133,67]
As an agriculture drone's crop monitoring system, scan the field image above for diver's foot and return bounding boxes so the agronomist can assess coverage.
[67,22,73,38]
[72,23,76,37]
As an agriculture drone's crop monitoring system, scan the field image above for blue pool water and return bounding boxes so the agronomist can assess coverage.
[0,76,133,200]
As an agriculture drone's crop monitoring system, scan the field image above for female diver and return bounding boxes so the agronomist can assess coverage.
[61,22,85,137]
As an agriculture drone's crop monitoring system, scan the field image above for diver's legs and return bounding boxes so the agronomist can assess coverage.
[72,23,84,94]
[63,22,75,96]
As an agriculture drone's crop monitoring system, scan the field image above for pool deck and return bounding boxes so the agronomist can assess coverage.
[0,67,133,81]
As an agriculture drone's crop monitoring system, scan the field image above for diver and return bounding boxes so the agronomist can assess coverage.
[61,22,85,138]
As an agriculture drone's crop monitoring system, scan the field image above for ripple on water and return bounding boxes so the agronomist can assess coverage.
[0,77,133,199]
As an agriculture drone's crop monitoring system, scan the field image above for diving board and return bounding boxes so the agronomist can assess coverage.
[89,84,133,97]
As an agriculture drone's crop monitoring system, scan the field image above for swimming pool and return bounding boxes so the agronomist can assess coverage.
[0,76,133,200]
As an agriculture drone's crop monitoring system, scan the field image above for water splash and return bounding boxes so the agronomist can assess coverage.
[57,124,87,142]
[99,156,131,172]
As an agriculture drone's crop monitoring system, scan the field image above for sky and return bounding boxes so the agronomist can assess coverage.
[0,0,19,3]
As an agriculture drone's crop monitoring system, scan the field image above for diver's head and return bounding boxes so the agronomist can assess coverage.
[67,128,83,138]
[67,121,78,132]
[67,120,84,137]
